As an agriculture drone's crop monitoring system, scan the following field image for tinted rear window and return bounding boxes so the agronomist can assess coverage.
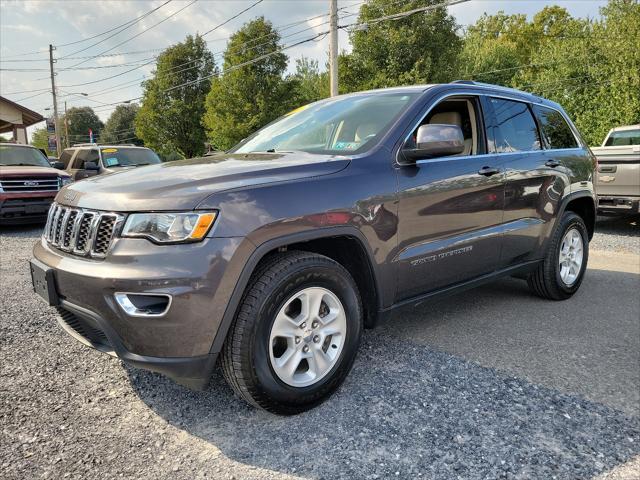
[533,105,578,149]
[489,98,541,153]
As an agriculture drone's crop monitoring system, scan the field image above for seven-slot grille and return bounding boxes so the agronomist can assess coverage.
[0,176,60,192]
[44,203,124,258]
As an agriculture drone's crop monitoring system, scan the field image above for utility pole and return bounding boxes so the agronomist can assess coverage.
[64,101,69,148]
[329,0,338,97]
[48,45,62,156]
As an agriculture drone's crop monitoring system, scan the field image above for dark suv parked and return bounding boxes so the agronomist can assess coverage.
[30,81,596,414]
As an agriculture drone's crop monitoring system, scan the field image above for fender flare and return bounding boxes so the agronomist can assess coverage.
[555,190,597,240]
[208,226,382,355]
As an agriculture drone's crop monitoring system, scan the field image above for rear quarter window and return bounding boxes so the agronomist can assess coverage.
[533,105,579,149]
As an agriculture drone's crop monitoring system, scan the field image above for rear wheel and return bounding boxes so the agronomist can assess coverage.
[527,211,589,300]
[221,251,362,414]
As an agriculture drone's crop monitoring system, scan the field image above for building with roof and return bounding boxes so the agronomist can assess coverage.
[0,96,44,144]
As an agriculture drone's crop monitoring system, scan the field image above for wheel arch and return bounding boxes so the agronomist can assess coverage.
[561,193,596,240]
[209,227,382,355]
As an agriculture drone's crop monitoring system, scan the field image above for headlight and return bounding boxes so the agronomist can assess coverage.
[60,177,73,186]
[122,211,217,243]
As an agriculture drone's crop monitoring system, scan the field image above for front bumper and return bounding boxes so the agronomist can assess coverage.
[32,234,254,389]
[0,192,55,224]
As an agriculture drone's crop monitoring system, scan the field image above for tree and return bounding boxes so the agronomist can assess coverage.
[135,34,216,158]
[101,104,142,145]
[457,12,530,85]
[513,2,639,144]
[290,57,329,105]
[63,106,103,146]
[203,17,297,150]
[339,0,462,91]
[31,127,53,155]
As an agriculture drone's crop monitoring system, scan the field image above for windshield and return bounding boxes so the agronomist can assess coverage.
[0,145,50,167]
[605,129,640,146]
[100,147,161,167]
[232,92,420,155]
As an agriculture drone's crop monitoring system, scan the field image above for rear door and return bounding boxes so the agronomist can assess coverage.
[486,98,570,267]
[395,94,506,300]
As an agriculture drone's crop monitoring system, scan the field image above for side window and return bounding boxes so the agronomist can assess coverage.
[59,149,74,168]
[411,96,484,156]
[489,98,541,153]
[86,149,100,164]
[73,150,89,169]
[533,105,578,149]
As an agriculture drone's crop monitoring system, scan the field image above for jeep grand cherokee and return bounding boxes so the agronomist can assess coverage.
[30,81,596,414]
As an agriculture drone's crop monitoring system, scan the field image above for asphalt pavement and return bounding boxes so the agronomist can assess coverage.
[1,216,638,479]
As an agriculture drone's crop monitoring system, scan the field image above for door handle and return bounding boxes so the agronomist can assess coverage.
[545,159,561,168]
[478,166,500,177]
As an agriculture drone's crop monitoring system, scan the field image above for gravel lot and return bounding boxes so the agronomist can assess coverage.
[1,217,639,480]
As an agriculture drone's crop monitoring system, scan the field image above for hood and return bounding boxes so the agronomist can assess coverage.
[0,165,70,178]
[57,151,350,211]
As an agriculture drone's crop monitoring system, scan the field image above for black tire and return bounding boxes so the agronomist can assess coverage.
[527,211,589,300]
[220,250,363,415]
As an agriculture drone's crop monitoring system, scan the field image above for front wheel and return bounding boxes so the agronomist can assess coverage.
[220,251,362,414]
[527,211,589,300]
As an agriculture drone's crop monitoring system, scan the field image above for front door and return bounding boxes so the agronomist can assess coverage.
[395,95,505,301]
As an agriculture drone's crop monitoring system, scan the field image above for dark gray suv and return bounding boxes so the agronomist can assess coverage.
[30,81,596,414]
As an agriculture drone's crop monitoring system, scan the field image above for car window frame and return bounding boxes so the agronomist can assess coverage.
[398,94,489,163]
[484,96,542,155]
[531,104,580,151]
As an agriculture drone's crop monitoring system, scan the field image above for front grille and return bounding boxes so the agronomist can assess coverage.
[57,307,111,347]
[0,176,60,192]
[44,203,124,258]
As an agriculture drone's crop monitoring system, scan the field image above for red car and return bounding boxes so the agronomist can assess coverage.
[0,143,72,225]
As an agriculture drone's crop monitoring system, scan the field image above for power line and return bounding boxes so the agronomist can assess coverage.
[202,0,264,37]
[56,1,173,48]
[63,0,196,69]
[56,1,173,60]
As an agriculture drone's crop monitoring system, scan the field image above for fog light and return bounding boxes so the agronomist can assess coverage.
[114,293,172,317]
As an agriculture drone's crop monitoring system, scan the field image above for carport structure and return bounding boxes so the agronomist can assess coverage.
[0,95,44,144]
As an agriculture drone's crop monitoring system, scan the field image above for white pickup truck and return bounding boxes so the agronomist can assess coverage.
[592,125,640,215]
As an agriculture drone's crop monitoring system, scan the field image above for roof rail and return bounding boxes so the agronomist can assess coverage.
[72,142,98,147]
[450,80,477,85]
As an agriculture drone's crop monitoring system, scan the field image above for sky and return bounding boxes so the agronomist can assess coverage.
[0,0,608,138]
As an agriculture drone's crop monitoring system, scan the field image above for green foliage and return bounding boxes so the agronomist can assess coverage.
[339,0,462,91]
[290,57,329,105]
[135,34,216,158]
[31,127,53,155]
[101,104,142,146]
[64,106,104,146]
[203,17,298,150]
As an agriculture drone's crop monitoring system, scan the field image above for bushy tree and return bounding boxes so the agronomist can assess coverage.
[290,57,329,105]
[101,104,142,145]
[31,127,53,155]
[63,106,103,146]
[203,17,298,150]
[339,0,461,91]
[135,34,216,158]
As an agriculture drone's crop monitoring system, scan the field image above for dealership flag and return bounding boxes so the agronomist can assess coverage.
[89,129,94,143]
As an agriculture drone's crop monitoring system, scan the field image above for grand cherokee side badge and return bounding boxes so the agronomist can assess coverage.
[63,190,77,202]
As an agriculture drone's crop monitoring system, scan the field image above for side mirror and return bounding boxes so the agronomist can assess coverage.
[50,160,65,170]
[402,124,465,162]
[84,161,100,171]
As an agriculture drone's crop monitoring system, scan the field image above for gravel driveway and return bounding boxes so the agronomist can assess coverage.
[1,218,639,480]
